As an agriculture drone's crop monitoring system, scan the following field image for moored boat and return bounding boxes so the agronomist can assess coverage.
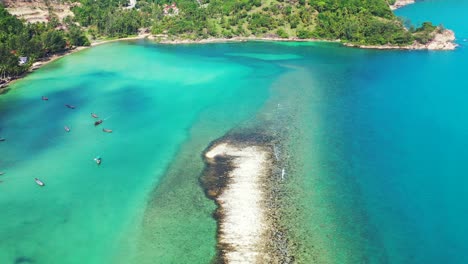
[102,128,112,133]
[65,104,76,109]
[0,172,4,176]
[64,126,70,132]
[0,138,5,142]
[41,96,48,101]
[91,113,99,118]
[94,120,103,126]
[35,178,45,186]
[94,156,102,166]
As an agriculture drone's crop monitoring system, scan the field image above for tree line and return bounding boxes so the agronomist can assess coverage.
[0,5,89,81]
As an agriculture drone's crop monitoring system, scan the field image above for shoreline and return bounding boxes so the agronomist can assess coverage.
[0,47,86,90]
[152,35,341,45]
[390,0,416,10]
[28,35,152,72]
[152,34,456,51]
[344,28,457,50]
[0,26,457,90]
[0,34,150,90]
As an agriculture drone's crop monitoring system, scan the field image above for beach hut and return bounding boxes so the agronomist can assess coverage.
[163,3,179,16]
[19,57,28,66]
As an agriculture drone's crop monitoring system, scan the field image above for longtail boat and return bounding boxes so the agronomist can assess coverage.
[65,104,76,109]
[94,120,103,126]
[35,178,45,186]
[41,96,48,101]
[102,128,113,133]
[0,138,5,142]
[94,157,102,166]
[91,113,99,118]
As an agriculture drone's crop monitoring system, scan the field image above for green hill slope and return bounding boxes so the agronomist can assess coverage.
[71,0,441,46]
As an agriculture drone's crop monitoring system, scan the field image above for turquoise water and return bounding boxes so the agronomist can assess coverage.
[1,1,468,263]
[0,42,278,263]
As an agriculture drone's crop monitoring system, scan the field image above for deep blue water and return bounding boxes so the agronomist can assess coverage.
[337,1,468,262]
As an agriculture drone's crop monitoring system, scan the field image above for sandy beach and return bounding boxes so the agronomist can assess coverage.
[0,34,151,90]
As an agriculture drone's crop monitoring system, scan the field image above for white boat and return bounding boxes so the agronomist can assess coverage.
[35,178,45,186]
[94,157,102,166]
[64,126,70,132]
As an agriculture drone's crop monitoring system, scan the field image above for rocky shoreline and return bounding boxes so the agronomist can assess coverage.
[152,33,457,51]
[0,30,457,91]
[390,0,416,10]
[151,35,338,45]
[345,28,457,50]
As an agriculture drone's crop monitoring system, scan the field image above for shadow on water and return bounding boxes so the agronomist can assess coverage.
[85,70,119,79]
[14,256,34,264]
[0,88,11,95]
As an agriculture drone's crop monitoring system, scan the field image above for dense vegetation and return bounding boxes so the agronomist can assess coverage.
[310,0,413,44]
[1,0,443,85]
[72,0,144,38]
[70,0,441,45]
[0,4,88,82]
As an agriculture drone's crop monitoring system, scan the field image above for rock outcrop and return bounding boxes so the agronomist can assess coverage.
[346,28,457,50]
[425,29,457,50]
[390,0,416,10]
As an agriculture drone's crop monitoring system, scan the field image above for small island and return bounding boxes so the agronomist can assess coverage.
[201,134,291,263]
[0,0,457,89]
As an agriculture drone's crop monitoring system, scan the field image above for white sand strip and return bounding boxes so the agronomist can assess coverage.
[205,143,270,263]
